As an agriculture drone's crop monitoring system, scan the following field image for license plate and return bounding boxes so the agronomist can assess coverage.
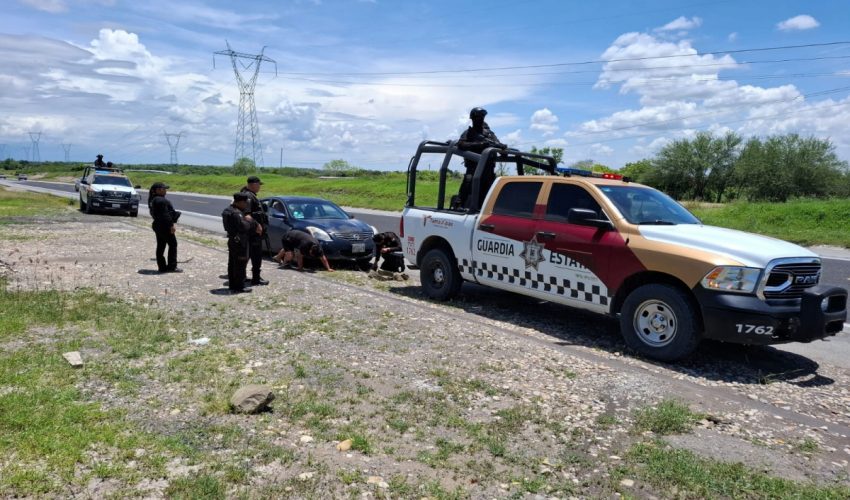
[111,203,120,208]
[352,243,365,253]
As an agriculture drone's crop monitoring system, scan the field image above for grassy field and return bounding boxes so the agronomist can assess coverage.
[0,186,73,221]
[690,198,850,248]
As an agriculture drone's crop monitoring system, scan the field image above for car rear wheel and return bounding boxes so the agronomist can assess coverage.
[620,284,701,362]
[420,247,461,300]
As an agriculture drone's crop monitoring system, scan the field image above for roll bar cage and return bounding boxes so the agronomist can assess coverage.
[405,140,559,213]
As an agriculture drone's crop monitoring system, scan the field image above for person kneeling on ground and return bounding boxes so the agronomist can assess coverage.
[372,231,405,273]
[273,229,333,272]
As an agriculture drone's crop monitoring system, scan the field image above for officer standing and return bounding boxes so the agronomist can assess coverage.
[222,192,259,294]
[240,176,269,286]
[455,107,507,210]
[148,182,182,273]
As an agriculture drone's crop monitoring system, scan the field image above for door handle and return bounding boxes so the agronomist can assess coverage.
[537,231,556,240]
[478,223,495,232]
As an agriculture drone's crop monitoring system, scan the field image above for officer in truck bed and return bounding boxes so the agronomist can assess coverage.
[454,107,507,210]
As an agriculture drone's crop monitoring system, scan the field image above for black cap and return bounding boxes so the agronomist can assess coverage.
[469,107,487,119]
[247,176,263,184]
[233,192,249,202]
[151,181,170,190]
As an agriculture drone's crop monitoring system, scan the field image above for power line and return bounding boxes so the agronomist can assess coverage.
[276,41,850,77]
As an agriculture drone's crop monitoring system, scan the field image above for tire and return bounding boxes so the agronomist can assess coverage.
[619,284,701,362]
[129,210,138,218]
[79,196,86,211]
[420,247,461,300]
[356,258,373,272]
[84,197,93,214]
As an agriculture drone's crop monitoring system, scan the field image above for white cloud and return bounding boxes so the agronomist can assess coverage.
[19,0,67,13]
[777,15,819,31]
[503,129,522,144]
[589,144,614,157]
[655,16,702,32]
[727,32,738,42]
[530,108,559,136]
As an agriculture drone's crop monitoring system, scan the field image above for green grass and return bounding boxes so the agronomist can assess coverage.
[619,440,850,499]
[633,400,703,435]
[690,198,850,248]
[0,186,71,220]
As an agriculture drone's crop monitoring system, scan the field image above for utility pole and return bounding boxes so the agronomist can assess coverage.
[164,132,183,165]
[28,132,41,163]
[61,143,72,162]
[214,41,276,167]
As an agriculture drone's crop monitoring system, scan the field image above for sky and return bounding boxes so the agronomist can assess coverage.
[1,0,849,171]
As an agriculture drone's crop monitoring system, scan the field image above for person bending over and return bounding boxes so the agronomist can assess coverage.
[274,229,333,272]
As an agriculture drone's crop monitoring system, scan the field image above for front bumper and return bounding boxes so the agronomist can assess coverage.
[90,198,138,211]
[696,285,847,345]
[320,240,375,261]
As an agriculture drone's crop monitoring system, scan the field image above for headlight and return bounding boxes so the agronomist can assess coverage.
[701,266,760,294]
[306,226,332,241]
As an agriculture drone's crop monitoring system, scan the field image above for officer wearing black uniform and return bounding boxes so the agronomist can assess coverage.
[274,229,334,272]
[222,193,258,294]
[148,182,182,273]
[94,154,106,168]
[372,232,405,272]
[240,176,269,286]
[455,107,507,210]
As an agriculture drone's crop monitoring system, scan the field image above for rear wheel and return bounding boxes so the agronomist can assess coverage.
[619,284,701,362]
[420,247,461,300]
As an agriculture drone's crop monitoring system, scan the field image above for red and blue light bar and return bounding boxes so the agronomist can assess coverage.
[556,167,624,180]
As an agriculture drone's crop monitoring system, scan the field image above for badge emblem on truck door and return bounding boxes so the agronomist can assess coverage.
[520,238,546,270]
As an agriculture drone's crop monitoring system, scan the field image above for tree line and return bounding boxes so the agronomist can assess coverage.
[619,133,850,202]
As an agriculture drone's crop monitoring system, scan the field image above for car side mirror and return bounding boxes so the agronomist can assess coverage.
[271,212,287,220]
[567,208,613,230]
[81,180,89,185]
[134,185,141,189]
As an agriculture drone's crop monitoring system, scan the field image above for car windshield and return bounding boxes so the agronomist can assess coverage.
[94,175,132,187]
[286,200,349,220]
[597,185,700,225]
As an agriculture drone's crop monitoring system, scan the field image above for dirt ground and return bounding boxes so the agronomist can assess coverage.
[1,210,849,498]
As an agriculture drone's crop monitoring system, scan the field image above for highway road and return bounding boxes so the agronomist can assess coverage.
[4,178,849,366]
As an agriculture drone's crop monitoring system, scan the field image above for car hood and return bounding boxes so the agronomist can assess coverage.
[296,218,373,236]
[638,224,817,268]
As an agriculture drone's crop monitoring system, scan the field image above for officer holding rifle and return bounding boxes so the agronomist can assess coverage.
[240,176,270,286]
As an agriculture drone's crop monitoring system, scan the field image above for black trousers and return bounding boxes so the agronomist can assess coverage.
[228,239,249,290]
[153,226,177,271]
[248,237,263,281]
[379,253,405,273]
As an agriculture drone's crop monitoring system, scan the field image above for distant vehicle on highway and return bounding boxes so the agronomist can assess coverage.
[0,174,6,180]
[78,170,140,217]
[260,196,377,267]
[17,173,27,181]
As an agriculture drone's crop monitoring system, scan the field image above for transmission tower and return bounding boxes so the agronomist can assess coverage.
[61,143,72,162]
[214,42,277,166]
[163,132,182,165]
[22,145,30,161]
[28,132,41,163]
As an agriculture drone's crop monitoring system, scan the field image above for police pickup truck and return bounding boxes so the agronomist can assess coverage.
[78,165,140,217]
[401,141,847,361]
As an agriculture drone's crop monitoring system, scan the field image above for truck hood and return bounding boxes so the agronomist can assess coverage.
[638,224,817,268]
[93,185,136,194]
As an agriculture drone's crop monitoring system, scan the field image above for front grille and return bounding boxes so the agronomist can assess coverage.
[763,262,821,299]
[332,231,373,242]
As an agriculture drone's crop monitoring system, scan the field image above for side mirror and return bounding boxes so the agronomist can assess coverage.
[134,185,141,189]
[81,180,89,185]
[271,212,287,220]
[567,208,613,230]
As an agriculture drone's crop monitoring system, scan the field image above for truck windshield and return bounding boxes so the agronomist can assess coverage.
[597,186,700,225]
[94,176,132,187]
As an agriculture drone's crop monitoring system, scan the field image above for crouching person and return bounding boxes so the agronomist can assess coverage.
[372,231,405,273]
[273,229,333,272]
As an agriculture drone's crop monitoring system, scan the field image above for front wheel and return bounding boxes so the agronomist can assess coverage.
[129,210,138,217]
[619,284,701,362]
[420,248,461,300]
[79,196,86,211]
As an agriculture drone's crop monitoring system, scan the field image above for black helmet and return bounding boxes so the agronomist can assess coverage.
[469,107,487,119]
[96,154,103,158]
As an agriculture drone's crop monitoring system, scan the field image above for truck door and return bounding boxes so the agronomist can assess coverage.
[471,180,543,293]
[535,183,614,312]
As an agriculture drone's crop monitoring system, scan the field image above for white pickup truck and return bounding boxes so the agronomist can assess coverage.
[400,141,847,361]
[78,166,140,217]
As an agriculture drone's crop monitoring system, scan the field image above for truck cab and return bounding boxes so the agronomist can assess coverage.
[401,141,847,361]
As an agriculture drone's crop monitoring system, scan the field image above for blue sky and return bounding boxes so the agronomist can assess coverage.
[2,0,849,170]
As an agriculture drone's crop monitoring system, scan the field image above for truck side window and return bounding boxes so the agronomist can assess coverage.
[545,184,605,222]
[492,182,542,218]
